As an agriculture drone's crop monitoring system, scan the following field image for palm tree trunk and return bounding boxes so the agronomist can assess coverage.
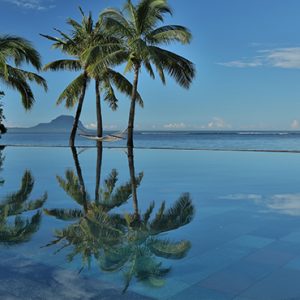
[70,146,88,213]
[69,73,88,147]
[127,65,140,148]
[95,79,103,138]
[95,144,103,203]
[127,146,139,220]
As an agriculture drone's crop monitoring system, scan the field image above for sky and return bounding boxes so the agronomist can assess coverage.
[1,0,300,130]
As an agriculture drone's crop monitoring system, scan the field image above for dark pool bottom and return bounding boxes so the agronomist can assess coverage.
[2,146,300,299]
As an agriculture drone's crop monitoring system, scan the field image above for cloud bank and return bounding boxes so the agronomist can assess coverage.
[219,47,300,69]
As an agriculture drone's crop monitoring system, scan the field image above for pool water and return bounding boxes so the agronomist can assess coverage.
[1,146,300,299]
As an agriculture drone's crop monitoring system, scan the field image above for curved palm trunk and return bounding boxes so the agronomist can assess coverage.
[95,79,103,139]
[127,146,139,220]
[127,65,140,148]
[69,73,88,147]
[95,144,103,203]
[70,146,88,213]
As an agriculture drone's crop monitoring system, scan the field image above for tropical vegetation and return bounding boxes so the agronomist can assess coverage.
[95,0,196,147]
[0,35,47,111]
[42,9,143,146]
[0,0,195,148]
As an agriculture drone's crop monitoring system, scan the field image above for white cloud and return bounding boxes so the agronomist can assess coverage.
[220,194,262,202]
[267,194,300,216]
[219,47,300,69]
[263,48,300,69]
[163,122,187,129]
[206,117,231,129]
[161,118,231,130]
[220,192,300,216]
[85,123,119,130]
[291,120,300,129]
[3,0,55,10]
[85,123,97,129]
[219,60,262,68]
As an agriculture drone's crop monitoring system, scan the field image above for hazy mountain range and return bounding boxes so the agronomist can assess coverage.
[8,115,90,133]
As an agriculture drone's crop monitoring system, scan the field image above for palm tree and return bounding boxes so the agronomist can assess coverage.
[0,170,47,245]
[99,0,196,147]
[0,35,47,110]
[42,9,143,146]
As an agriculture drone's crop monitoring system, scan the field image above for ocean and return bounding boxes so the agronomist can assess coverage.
[2,130,300,151]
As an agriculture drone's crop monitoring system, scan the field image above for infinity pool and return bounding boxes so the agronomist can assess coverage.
[1,146,300,299]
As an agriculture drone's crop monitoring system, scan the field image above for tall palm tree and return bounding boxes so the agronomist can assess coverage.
[0,171,47,245]
[0,35,47,110]
[42,9,143,146]
[99,0,196,147]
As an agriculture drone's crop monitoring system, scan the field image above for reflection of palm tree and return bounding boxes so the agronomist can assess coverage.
[44,146,143,268]
[101,193,194,293]
[0,146,5,186]
[0,171,47,245]
[45,147,194,292]
[45,146,143,221]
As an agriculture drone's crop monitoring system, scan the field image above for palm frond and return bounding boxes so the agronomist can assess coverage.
[149,46,195,88]
[56,170,89,206]
[136,0,172,33]
[1,67,35,110]
[146,25,192,45]
[43,59,81,72]
[102,78,118,111]
[150,193,195,234]
[0,211,42,245]
[107,68,144,107]
[101,8,134,39]
[101,172,143,211]
[3,170,34,205]
[0,35,42,70]
[148,238,191,259]
[56,73,89,108]
[44,208,83,221]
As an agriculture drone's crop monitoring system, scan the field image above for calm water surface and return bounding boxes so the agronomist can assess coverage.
[3,131,300,151]
[1,146,300,299]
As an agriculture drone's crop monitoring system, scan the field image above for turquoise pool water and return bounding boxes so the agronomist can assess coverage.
[1,146,300,299]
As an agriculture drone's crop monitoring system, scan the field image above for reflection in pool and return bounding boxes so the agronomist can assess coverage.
[0,148,47,245]
[44,146,194,293]
[2,147,300,299]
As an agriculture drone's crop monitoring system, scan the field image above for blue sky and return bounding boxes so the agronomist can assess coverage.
[1,0,300,130]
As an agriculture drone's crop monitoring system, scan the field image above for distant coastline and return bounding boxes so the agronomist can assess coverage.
[7,115,300,135]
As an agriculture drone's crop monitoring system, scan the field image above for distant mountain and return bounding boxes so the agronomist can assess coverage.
[8,115,89,133]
